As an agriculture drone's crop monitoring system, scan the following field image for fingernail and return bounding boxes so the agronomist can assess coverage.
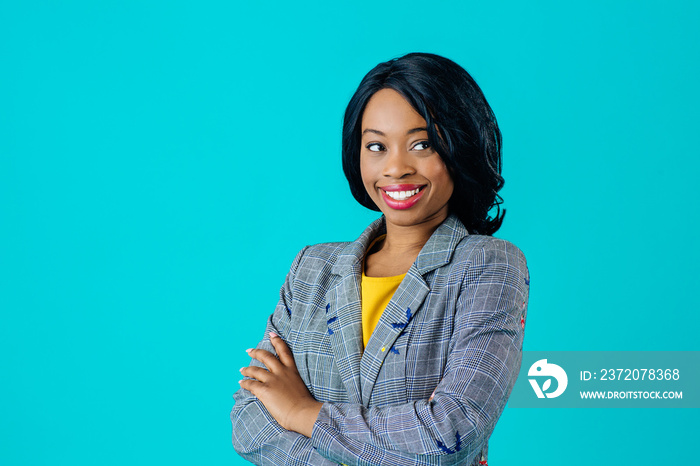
[239,368,244,373]
[245,348,253,353]
[269,332,278,339]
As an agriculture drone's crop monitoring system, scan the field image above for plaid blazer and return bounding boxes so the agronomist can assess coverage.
[231,215,529,465]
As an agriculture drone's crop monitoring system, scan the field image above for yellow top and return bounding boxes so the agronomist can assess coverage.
[361,235,406,347]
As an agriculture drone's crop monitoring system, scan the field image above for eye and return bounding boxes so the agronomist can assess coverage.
[412,141,431,151]
[366,142,385,152]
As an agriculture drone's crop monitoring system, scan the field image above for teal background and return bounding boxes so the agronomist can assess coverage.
[2,1,698,464]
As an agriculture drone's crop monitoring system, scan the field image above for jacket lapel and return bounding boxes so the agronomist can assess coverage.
[360,215,468,405]
[360,268,429,405]
[326,215,468,406]
[326,217,385,404]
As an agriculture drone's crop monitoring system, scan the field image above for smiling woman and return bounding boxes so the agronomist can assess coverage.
[231,53,529,466]
[360,88,454,232]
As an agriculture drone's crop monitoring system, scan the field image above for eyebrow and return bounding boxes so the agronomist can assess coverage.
[362,127,428,137]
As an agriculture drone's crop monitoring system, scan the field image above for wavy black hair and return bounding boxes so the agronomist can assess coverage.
[342,52,505,235]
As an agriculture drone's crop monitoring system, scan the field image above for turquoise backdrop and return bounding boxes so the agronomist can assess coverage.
[2,1,698,464]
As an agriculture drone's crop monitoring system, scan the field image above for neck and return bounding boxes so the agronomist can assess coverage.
[382,213,447,255]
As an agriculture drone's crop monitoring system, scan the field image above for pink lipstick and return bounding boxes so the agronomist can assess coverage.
[379,184,426,210]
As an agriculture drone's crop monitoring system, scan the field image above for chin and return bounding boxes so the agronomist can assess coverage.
[383,211,444,228]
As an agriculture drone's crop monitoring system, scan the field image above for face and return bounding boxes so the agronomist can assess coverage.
[360,88,454,229]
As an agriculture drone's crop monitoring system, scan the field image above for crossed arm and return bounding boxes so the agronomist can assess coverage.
[239,332,322,438]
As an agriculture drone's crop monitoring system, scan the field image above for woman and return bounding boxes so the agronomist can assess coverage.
[231,52,529,466]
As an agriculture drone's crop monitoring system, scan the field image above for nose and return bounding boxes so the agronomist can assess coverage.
[382,149,416,179]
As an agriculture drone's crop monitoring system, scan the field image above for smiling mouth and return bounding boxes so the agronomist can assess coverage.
[382,186,425,201]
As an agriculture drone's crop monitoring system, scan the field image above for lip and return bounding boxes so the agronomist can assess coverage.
[379,184,427,210]
[380,184,424,192]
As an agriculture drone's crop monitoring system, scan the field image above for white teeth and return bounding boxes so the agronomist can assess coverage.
[385,188,421,200]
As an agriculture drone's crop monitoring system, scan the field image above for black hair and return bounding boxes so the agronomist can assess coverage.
[342,52,505,235]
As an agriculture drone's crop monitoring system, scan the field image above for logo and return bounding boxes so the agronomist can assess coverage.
[528,359,568,398]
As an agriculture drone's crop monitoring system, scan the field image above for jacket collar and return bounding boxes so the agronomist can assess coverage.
[331,214,469,277]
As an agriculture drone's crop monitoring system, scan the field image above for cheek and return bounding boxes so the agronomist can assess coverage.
[359,154,375,191]
[428,160,454,200]
[440,175,455,202]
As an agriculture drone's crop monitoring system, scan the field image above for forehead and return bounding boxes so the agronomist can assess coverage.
[361,88,427,132]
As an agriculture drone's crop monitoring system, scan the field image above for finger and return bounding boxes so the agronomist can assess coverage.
[238,378,264,396]
[269,332,296,367]
[246,348,282,372]
[240,366,271,383]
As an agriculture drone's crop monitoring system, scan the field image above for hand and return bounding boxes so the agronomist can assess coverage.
[239,332,323,437]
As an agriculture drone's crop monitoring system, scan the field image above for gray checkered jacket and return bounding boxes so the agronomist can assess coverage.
[232,215,529,465]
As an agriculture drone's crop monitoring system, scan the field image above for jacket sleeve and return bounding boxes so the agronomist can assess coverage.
[230,247,340,466]
[309,241,529,466]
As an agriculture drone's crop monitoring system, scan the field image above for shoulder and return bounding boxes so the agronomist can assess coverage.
[451,234,528,277]
[284,241,351,286]
[294,241,350,267]
[302,241,350,259]
[456,234,526,261]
